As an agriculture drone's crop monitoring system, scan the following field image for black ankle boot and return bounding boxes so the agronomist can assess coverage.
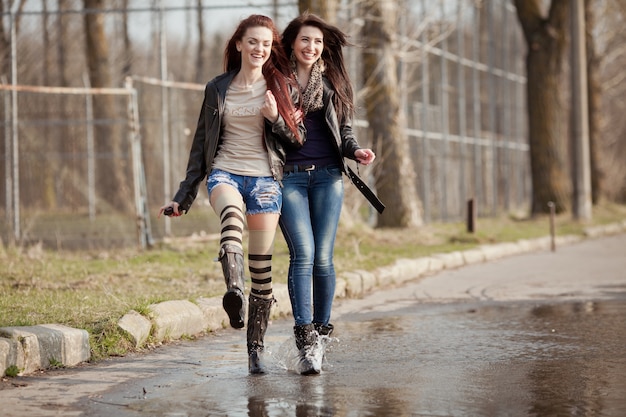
[313,322,334,337]
[247,295,274,374]
[294,324,319,375]
[218,244,246,329]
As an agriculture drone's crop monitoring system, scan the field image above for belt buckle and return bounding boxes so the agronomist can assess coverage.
[304,164,315,171]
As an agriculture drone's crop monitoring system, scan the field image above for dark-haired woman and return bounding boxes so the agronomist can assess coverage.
[280,13,381,375]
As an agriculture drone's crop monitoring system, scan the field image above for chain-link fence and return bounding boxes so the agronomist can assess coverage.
[1,0,529,249]
[401,0,528,222]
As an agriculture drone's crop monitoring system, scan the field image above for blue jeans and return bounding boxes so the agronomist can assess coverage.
[279,165,343,326]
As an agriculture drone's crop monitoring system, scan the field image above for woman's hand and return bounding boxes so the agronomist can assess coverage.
[261,90,279,123]
[158,201,182,218]
[292,109,303,124]
[355,148,376,165]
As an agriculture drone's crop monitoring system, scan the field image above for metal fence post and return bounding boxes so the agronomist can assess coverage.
[126,77,154,249]
[2,76,12,241]
[10,3,21,242]
[82,73,96,221]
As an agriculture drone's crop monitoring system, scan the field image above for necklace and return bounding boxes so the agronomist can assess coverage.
[293,70,309,92]
[237,74,263,91]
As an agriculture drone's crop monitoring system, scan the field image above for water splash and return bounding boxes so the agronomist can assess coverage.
[273,334,336,374]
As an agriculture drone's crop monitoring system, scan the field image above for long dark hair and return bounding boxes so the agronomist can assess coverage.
[281,12,354,123]
[224,15,300,141]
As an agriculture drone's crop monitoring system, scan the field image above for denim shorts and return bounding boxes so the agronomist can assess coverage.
[207,169,282,215]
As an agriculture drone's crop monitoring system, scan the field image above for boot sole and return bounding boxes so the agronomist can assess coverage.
[248,351,266,374]
[298,352,321,375]
[223,290,245,329]
[301,369,320,376]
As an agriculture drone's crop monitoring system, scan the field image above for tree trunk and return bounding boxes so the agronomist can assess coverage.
[42,0,51,85]
[121,0,132,76]
[514,0,571,215]
[0,0,27,78]
[83,0,131,212]
[57,0,71,86]
[361,0,423,227]
[584,0,602,204]
[195,0,205,83]
[298,0,338,23]
[40,0,58,209]
[0,1,5,74]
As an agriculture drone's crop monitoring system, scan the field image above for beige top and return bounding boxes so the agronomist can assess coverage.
[212,79,271,177]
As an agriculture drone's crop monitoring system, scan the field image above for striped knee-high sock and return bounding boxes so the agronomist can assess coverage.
[211,190,244,251]
[247,229,275,300]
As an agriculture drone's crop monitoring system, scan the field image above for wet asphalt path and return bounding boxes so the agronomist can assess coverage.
[2,233,625,417]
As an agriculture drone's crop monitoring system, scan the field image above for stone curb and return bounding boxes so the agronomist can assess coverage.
[2,222,624,377]
[0,325,90,376]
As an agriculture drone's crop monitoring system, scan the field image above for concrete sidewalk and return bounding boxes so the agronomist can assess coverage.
[2,221,624,377]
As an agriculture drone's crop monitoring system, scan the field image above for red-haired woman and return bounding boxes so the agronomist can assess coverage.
[160,15,303,374]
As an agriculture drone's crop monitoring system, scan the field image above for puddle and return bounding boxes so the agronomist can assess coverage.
[25,299,626,417]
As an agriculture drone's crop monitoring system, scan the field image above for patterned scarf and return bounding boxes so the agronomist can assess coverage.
[292,55,324,115]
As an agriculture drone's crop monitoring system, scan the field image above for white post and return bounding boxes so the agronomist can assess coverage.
[10,2,21,242]
[159,0,172,236]
[2,76,11,239]
[570,0,592,220]
[83,73,96,221]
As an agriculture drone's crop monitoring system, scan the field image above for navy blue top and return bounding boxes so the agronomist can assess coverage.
[285,109,340,167]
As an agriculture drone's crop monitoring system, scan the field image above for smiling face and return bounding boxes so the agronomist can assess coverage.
[292,25,324,69]
[236,26,273,71]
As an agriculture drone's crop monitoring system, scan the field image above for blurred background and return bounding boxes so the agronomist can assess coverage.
[1,0,624,250]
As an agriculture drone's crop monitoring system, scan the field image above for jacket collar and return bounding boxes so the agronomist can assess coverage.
[212,70,238,97]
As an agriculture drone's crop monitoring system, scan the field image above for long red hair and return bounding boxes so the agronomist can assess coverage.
[225,15,300,141]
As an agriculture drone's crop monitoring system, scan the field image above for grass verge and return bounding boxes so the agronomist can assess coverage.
[1,202,624,361]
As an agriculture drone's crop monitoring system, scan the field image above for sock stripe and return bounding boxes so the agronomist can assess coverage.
[220,236,242,246]
[251,277,272,285]
[222,211,244,224]
[251,288,273,296]
[220,204,242,217]
[249,266,271,275]
[222,225,243,233]
[249,254,272,261]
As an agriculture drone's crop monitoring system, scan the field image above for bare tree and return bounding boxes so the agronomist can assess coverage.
[0,1,4,75]
[83,0,131,212]
[514,1,570,214]
[195,0,205,82]
[597,0,626,202]
[56,0,71,86]
[361,0,423,227]
[584,0,602,204]
[120,0,132,76]
[42,0,52,85]
[0,0,27,78]
[298,0,338,23]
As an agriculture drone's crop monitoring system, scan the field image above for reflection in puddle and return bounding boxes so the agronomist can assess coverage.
[82,299,626,417]
[330,299,626,417]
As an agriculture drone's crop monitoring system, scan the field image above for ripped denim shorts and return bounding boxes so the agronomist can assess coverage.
[207,169,282,215]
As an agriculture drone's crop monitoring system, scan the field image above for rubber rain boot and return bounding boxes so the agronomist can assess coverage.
[218,244,246,329]
[314,322,334,337]
[247,295,274,374]
[294,324,320,375]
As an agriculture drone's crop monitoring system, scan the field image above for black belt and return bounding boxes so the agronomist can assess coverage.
[346,166,386,214]
[283,164,338,173]
[283,163,385,213]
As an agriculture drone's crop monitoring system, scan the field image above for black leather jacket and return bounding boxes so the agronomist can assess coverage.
[173,70,304,212]
[316,77,385,213]
[319,77,361,170]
